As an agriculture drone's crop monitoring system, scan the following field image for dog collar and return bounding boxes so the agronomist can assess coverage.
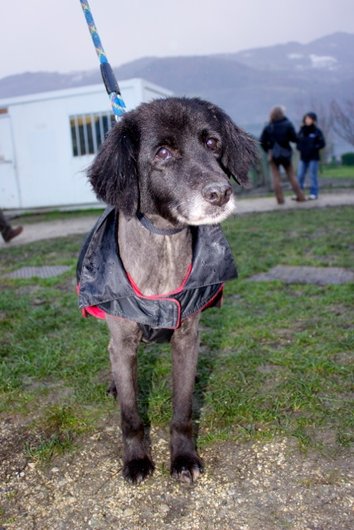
[136,212,186,236]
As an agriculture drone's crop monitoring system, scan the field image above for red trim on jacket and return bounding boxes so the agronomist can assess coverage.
[196,284,224,314]
[126,263,192,300]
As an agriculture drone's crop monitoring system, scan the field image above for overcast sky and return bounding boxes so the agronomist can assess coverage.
[1,0,354,79]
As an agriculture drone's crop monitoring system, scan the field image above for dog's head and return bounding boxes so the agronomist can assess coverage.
[89,97,258,225]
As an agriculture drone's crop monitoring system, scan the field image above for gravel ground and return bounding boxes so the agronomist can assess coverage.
[1,416,353,530]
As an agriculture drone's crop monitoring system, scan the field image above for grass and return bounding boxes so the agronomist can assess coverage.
[320,165,354,179]
[0,206,353,461]
[24,404,93,461]
[12,207,103,225]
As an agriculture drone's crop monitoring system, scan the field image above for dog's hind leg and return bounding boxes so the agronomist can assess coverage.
[106,316,155,484]
[170,314,204,484]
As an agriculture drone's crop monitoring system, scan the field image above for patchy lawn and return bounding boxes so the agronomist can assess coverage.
[0,206,353,529]
[321,165,354,179]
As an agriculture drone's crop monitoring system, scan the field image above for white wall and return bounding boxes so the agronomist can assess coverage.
[0,114,20,207]
[0,79,172,209]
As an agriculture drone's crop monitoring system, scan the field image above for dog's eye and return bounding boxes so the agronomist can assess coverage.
[155,147,173,160]
[206,137,219,151]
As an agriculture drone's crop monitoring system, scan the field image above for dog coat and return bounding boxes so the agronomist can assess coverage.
[77,207,237,342]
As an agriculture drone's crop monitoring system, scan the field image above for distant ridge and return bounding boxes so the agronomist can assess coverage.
[1,32,353,130]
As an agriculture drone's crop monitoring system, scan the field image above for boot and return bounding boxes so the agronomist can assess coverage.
[3,226,23,243]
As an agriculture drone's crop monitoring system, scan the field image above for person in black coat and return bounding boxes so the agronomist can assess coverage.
[296,112,326,199]
[260,106,305,204]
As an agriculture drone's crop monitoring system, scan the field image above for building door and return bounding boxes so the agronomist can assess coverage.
[0,114,20,208]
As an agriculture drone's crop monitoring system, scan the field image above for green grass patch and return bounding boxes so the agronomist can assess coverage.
[13,207,104,225]
[24,404,95,462]
[0,206,353,459]
[321,165,354,179]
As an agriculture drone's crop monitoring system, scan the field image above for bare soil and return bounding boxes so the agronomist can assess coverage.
[1,414,353,530]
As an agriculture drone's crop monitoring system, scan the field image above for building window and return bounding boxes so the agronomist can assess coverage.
[70,112,115,157]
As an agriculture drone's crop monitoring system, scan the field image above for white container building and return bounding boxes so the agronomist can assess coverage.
[0,78,172,210]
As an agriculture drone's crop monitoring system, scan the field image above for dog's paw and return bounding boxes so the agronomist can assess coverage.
[171,453,204,484]
[123,456,155,485]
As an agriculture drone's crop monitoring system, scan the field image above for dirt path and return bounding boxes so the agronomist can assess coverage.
[1,418,353,530]
[2,191,354,249]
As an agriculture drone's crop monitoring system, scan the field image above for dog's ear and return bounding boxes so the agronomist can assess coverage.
[88,116,140,216]
[217,109,259,187]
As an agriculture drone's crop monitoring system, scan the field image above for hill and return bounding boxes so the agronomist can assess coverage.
[0,32,353,133]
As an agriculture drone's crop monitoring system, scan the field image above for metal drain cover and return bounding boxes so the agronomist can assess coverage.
[250,266,354,286]
[4,266,71,279]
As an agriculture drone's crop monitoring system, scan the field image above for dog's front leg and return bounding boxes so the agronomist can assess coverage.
[106,316,154,484]
[170,314,204,483]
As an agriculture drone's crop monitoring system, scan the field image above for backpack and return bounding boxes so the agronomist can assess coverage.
[269,122,292,160]
[271,142,292,160]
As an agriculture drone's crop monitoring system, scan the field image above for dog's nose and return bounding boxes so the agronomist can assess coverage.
[202,182,232,207]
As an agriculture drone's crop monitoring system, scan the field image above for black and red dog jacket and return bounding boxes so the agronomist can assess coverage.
[77,207,237,342]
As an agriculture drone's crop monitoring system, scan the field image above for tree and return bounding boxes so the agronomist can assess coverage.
[330,99,354,148]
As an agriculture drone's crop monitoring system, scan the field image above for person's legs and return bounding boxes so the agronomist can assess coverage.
[308,160,319,198]
[297,160,308,191]
[0,209,12,241]
[0,209,23,242]
[270,160,285,204]
[285,162,305,201]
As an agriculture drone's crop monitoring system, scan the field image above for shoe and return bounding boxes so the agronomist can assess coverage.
[3,226,23,242]
[308,194,318,200]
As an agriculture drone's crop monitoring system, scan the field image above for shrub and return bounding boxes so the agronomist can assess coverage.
[341,152,354,166]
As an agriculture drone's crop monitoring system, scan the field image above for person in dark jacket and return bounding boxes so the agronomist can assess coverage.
[260,106,305,204]
[296,112,326,200]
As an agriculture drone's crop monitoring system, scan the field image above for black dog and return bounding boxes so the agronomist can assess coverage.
[77,97,257,484]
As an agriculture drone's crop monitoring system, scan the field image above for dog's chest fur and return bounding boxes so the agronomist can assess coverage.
[118,213,192,296]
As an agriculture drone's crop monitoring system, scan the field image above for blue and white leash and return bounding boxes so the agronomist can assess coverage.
[79,0,126,120]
